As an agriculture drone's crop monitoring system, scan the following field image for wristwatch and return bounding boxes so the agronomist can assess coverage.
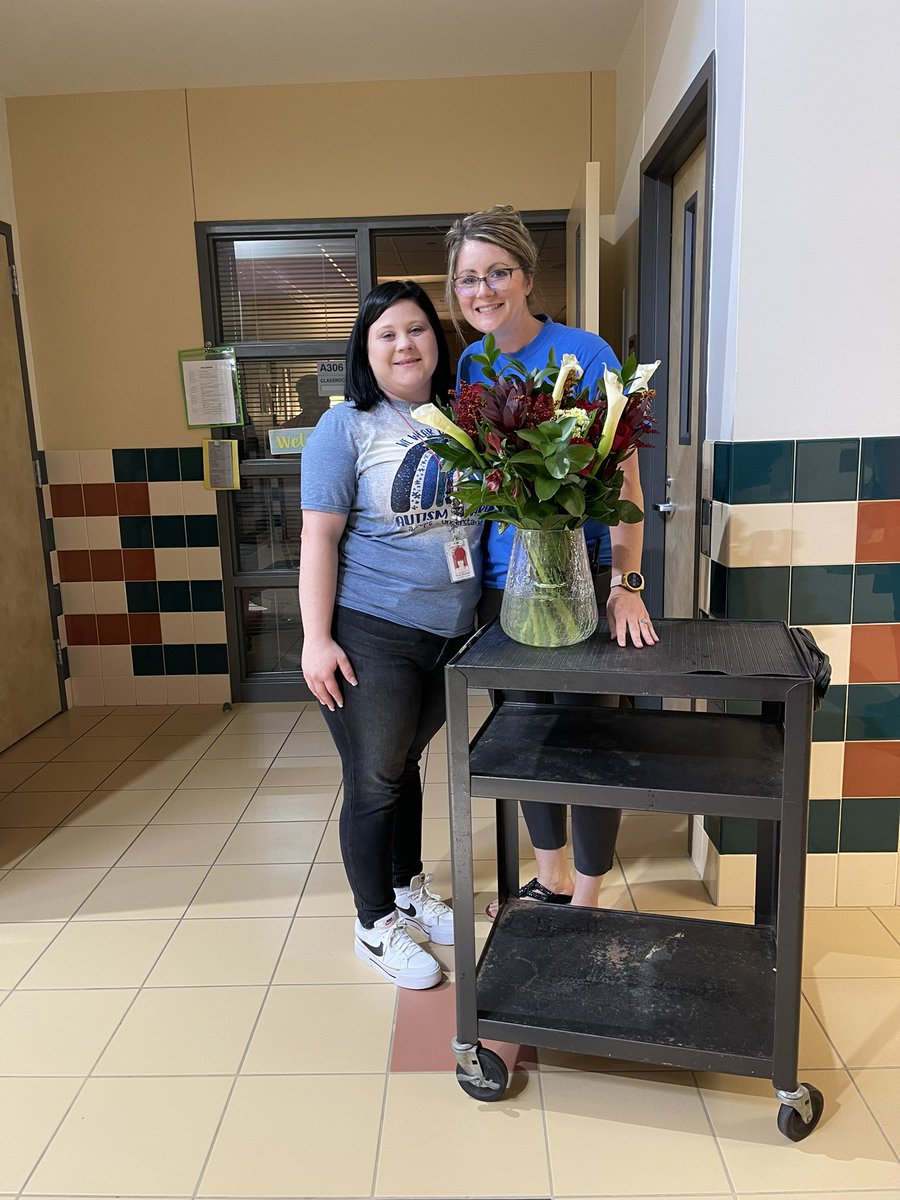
[610,571,645,593]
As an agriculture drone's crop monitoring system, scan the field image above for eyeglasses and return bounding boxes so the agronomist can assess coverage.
[451,266,525,296]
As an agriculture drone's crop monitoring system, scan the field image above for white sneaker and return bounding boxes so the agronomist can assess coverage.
[354,910,441,990]
[395,873,455,945]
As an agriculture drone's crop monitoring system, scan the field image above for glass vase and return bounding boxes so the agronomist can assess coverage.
[500,528,599,648]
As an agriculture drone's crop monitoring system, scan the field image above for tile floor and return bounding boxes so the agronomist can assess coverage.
[0,698,899,1200]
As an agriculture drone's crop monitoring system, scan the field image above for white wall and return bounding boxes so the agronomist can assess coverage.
[735,0,900,439]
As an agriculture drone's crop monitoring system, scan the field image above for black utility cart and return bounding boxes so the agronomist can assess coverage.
[445,618,825,1141]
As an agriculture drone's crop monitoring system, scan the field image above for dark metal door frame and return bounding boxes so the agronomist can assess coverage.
[637,52,715,623]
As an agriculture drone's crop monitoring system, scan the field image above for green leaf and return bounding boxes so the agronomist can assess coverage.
[566,444,595,471]
[516,427,551,450]
[556,485,586,517]
[545,453,571,479]
[535,475,562,501]
[621,351,638,382]
[616,499,645,524]
[507,449,546,466]
[505,357,529,376]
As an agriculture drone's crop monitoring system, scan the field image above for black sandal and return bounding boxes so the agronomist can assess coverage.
[486,878,573,919]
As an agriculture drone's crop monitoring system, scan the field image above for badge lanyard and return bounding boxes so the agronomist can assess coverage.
[388,401,475,583]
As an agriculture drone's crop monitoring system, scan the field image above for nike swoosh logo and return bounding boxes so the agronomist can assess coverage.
[358,937,385,957]
[396,904,416,917]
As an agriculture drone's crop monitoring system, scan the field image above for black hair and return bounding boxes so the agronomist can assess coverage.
[345,280,451,412]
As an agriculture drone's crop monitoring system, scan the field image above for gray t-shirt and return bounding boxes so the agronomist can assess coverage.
[301,399,481,637]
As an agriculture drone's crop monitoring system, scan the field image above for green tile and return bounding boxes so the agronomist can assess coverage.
[808,800,839,853]
[860,436,900,500]
[158,580,191,612]
[839,797,900,853]
[164,643,197,675]
[185,515,219,547]
[132,644,163,675]
[853,563,900,623]
[713,443,732,503]
[725,566,790,621]
[719,816,758,854]
[794,438,859,503]
[846,683,900,741]
[708,560,727,616]
[152,515,187,548]
[196,643,229,674]
[179,447,204,481]
[813,684,846,741]
[146,448,180,482]
[703,815,722,849]
[191,580,224,612]
[112,448,147,483]
[730,441,794,505]
[125,581,158,613]
[725,700,763,716]
[119,515,153,549]
[790,565,853,625]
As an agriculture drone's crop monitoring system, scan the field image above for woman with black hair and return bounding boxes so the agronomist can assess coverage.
[299,281,481,990]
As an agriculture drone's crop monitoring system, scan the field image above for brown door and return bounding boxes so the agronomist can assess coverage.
[0,226,62,750]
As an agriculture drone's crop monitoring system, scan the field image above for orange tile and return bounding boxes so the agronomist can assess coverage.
[843,741,900,797]
[123,549,156,581]
[66,613,98,645]
[57,549,92,582]
[851,624,900,682]
[82,483,118,516]
[128,613,162,644]
[856,500,900,563]
[49,483,84,517]
[116,482,151,515]
[90,549,124,581]
[97,613,131,645]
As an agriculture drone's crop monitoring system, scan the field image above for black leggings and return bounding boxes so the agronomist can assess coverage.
[478,579,621,877]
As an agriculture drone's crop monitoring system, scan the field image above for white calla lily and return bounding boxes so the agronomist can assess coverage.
[551,354,583,405]
[410,402,480,457]
[626,359,661,394]
[595,367,630,462]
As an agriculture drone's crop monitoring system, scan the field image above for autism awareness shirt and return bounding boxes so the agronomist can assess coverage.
[301,398,481,637]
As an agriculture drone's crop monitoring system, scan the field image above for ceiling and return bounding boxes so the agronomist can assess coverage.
[0,0,640,98]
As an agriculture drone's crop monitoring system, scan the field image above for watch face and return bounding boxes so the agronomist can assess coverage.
[625,571,644,590]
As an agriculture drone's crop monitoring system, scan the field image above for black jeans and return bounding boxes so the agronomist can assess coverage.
[478,576,621,877]
[321,606,469,927]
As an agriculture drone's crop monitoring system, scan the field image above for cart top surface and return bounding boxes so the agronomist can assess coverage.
[449,618,813,681]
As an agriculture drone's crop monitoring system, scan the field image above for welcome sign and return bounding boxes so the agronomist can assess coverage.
[268,426,317,455]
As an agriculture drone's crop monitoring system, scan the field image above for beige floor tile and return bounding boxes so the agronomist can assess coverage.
[31,713,105,739]
[16,824,142,870]
[621,855,713,909]
[224,710,301,734]
[127,732,219,761]
[155,711,235,736]
[278,730,338,757]
[243,982,395,1074]
[63,787,172,826]
[146,917,290,986]
[316,821,342,861]
[377,1071,548,1197]
[72,865,208,920]
[14,761,117,792]
[275,916,381,984]
[0,988,135,1074]
[0,735,73,762]
[0,1077,82,1193]
[735,1193,900,1200]
[95,985,265,1075]
[240,786,338,822]
[699,1069,900,1191]
[20,919,176,988]
[797,994,842,1068]
[117,822,235,866]
[805,978,900,1066]
[27,1076,231,1196]
[655,906,754,923]
[151,787,254,824]
[98,758,194,791]
[202,732,288,759]
[874,906,900,942]
[542,1070,729,1196]
[803,906,900,977]
[0,827,53,868]
[0,867,107,922]
[296,862,355,916]
[53,735,146,762]
[261,756,342,788]
[854,1068,900,1152]
[180,757,273,790]
[199,1073,383,1198]
[423,756,448,783]
[88,711,170,736]
[0,762,42,791]
[216,820,325,865]
[0,790,88,827]
[292,707,329,732]
[0,922,64,987]
[186,864,310,918]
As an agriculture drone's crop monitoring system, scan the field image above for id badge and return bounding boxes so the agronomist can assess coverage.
[445,537,475,582]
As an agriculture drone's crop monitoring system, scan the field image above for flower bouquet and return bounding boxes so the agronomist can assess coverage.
[412,336,659,647]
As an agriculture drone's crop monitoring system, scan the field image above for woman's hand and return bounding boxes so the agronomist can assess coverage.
[606,589,659,648]
[301,638,358,711]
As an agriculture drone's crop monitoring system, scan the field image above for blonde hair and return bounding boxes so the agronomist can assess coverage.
[444,204,539,336]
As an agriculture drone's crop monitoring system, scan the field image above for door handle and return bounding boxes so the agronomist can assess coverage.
[653,500,676,514]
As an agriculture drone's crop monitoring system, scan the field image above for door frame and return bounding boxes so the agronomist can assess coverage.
[637,53,715,622]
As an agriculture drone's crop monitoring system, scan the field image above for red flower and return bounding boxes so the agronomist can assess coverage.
[485,470,503,493]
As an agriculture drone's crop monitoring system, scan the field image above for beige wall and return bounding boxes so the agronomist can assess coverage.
[7,72,615,452]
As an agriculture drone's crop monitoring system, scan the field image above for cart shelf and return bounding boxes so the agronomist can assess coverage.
[469,702,784,818]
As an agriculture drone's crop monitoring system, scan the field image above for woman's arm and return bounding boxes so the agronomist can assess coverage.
[606,455,659,648]
[299,510,358,711]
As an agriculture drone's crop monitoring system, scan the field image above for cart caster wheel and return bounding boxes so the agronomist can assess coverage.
[777,1084,824,1141]
[456,1047,509,1102]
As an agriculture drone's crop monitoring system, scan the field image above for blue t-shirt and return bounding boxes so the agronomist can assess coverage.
[457,316,621,589]
[301,398,481,637]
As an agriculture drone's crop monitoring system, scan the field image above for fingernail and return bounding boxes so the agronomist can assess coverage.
[350,679,358,687]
